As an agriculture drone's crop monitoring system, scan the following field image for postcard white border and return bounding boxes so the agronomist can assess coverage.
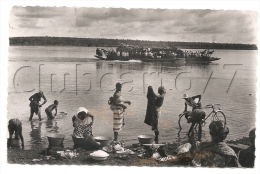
[1,1,259,174]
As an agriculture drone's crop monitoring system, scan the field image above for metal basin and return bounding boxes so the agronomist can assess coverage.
[47,134,65,147]
[138,135,155,144]
[94,136,112,147]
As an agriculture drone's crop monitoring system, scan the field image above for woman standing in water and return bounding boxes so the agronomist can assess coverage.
[183,94,205,142]
[109,82,131,142]
[144,86,166,143]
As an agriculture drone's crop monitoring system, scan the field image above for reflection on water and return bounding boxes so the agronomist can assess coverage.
[29,121,43,148]
[45,120,59,133]
[8,46,257,149]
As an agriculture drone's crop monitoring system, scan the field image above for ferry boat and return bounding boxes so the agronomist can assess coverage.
[94,44,220,63]
[94,44,183,62]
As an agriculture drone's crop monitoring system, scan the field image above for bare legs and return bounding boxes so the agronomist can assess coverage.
[154,130,159,144]
[113,132,118,142]
[188,122,202,141]
[29,107,41,121]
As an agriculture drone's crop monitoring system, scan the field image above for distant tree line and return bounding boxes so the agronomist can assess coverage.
[9,37,258,50]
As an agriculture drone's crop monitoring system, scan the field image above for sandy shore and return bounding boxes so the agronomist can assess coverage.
[7,137,251,166]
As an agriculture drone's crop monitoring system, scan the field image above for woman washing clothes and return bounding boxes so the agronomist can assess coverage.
[72,107,100,150]
[144,86,166,143]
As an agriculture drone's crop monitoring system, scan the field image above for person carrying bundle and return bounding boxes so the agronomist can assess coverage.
[109,82,131,142]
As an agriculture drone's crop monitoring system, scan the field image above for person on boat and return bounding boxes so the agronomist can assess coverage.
[238,128,255,167]
[201,50,207,56]
[96,48,99,55]
[45,100,58,120]
[72,107,100,150]
[29,91,47,121]
[183,94,205,141]
[110,82,131,142]
[191,121,241,167]
[144,86,166,143]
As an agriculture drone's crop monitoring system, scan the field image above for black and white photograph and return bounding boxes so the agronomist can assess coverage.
[0,1,259,174]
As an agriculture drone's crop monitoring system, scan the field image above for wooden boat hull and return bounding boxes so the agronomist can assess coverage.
[185,56,220,62]
[141,57,183,62]
[94,55,184,62]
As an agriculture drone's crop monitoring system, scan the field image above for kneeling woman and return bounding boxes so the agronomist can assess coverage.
[72,107,100,150]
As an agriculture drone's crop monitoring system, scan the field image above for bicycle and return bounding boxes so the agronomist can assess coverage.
[178,103,226,134]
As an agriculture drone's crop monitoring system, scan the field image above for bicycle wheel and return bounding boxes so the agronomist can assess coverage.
[213,111,226,123]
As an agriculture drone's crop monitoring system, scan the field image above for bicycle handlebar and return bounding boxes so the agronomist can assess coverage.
[206,103,221,108]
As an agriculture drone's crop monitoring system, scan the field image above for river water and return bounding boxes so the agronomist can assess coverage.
[7,46,257,150]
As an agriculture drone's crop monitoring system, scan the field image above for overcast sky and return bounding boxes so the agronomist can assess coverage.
[9,6,258,44]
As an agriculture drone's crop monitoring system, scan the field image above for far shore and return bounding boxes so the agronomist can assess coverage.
[9,37,258,50]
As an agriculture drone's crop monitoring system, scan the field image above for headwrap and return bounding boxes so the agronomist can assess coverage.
[76,107,89,123]
[209,121,229,142]
[76,107,88,116]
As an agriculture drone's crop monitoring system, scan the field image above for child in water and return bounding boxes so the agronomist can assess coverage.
[45,100,58,120]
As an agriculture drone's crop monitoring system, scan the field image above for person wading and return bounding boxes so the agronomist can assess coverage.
[144,86,166,143]
[183,94,205,142]
[109,82,131,142]
[29,91,47,121]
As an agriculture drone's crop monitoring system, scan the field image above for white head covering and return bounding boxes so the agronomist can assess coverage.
[74,107,89,125]
[76,107,88,116]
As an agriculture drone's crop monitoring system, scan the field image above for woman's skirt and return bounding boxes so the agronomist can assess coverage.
[111,106,124,132]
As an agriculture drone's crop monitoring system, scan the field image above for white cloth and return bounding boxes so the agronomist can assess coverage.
[176,143,192,155]
[76,107,88,116]
[74,107,89,126]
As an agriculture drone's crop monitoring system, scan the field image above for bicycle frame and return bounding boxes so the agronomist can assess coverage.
[204,110,215,121]
[178,104,224,135]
